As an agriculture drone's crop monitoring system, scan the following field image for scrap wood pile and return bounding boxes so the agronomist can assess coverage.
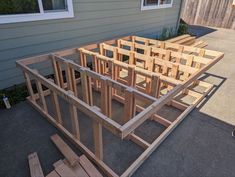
[28,134,103,177]
[17,34,224,177]
[166,34,207,48]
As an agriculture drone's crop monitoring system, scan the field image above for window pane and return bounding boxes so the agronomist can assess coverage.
[145,0,159,6]
[0,0,39,15]
[42,0,67,11]
[159,0,172,5]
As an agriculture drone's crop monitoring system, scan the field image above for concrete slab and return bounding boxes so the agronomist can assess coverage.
[189,26,235,126]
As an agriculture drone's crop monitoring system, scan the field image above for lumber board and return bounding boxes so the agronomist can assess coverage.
[129,134,150,149]
[51,134,80,167]
[63,159,90,177]
[54,160,77,177]
[46,171,60,177]
[80,155,103,177]
[28,152,44,177]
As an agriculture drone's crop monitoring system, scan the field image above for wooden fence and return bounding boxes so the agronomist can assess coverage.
[181,0,235,29]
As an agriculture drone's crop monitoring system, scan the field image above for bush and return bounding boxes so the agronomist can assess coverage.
[0,85,28,109]
[178,23,188,35]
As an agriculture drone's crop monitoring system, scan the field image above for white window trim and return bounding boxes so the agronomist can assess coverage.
[141,0,173,11]
[0,0,74,24]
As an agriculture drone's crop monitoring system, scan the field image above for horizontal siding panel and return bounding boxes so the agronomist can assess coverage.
[0,14,178,52]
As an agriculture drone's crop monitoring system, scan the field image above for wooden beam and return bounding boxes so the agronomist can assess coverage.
[35,79,48,113]
[129,134,150,149]
[51,134,80,167]
[100,77,112,118]
[79,155,103,177]
[68,90,80,140]
[23,72,35,102]
[28,152,44,177]
[93,120,103,160]
[123,88,136,124]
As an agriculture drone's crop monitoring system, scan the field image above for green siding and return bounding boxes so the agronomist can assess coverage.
[0,0,181,89]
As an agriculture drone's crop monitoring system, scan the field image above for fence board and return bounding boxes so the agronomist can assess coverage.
[182,0,235,29]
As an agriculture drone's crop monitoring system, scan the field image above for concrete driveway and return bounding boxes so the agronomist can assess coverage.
[189,25,235,125]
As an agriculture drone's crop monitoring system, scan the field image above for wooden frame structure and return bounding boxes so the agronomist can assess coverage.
[16,35,224,177]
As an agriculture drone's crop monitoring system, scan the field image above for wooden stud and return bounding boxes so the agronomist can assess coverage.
[183,55,194,80]
[68,91,80,140]
[70,67,78,97]
[52,56,61,87]
[127,65,136,87]
[176,45,184,63]
[129,52,135,65]
[100,77,112,118]
[93,120,103,160]
[93,55,100,90]
[23,72,35,102]
[65,61,73,91]
[196,49,206,68]
[123,88,136,124]
[80,68,93,106]
[50,89,63,124]
[150,75,160,98]
[35,79,48,113]
[56,61,64,89]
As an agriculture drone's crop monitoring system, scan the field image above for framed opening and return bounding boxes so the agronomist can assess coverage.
[141,0,173,11]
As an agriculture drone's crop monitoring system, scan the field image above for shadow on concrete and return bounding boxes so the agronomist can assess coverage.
[197,72,227,110]
[188,25,217,38]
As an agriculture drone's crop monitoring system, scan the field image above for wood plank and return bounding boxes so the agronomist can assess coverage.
[54,161,77,177]
[35,80,48,113]
[51,134,80,167]
[68,90,81,140]
[23,72,35,102]
[93,120,103,160]
[63,159,90,177]
[181,0,234,29]
[129,134,150,149]
[28,152,44,177]
[80,155,103,177]
[46,171,60,177]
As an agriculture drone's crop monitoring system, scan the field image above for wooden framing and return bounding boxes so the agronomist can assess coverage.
[17,35,223,177]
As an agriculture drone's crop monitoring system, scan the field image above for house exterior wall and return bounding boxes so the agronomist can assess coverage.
[0,0,182,89]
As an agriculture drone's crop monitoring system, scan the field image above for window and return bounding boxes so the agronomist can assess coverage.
[0,0,74,24]
[141,0,173,10]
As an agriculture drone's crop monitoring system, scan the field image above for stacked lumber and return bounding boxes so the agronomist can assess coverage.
[167,34,208,48]
[28,134,103,177]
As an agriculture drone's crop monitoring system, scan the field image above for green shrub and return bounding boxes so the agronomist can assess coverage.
[0,85,28,109]
[178,23,188,35]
